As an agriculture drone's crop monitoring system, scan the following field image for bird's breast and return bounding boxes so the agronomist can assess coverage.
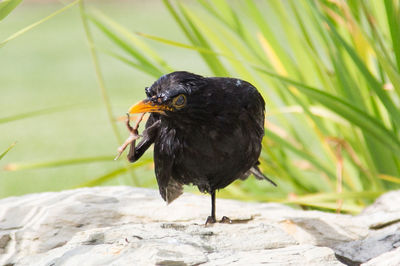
[155,119,262,192]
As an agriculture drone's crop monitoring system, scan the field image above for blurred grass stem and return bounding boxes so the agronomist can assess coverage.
[0,0,79,47]
[79,0,138,185]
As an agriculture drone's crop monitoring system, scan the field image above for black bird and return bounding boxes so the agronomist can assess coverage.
[127,71,276,224]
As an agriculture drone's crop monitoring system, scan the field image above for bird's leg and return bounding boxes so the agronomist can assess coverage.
[205,191,217,225]
[204,192,232,225]
[114,113,145,160]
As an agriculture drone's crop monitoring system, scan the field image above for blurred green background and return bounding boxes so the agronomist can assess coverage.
[0,1,198,195]
[1,0,400,213]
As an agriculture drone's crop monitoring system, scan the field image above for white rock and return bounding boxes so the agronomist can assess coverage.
[359,190,400,229]
[0,186,399,265]
[363,246,400,266]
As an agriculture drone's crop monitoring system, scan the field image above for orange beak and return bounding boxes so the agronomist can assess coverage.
[128,99,171,114]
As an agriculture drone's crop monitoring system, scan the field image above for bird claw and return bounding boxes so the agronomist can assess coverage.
[220,216,232,224]
[205,216,217,226]
[204,216,232,226]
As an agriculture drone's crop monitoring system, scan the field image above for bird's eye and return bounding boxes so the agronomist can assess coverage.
[172,94,186,109]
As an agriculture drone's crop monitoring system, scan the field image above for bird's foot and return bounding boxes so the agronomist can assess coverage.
[205,216,217,226]
[204,216,233,226]
[220,216,232,224]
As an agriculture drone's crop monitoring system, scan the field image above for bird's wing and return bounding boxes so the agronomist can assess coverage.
[127,114,160,162]
[154,127,183,204]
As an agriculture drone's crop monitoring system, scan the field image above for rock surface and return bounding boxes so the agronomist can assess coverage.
[1,186,400,265]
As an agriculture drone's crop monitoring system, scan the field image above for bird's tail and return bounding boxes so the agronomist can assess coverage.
[250,165,277,187]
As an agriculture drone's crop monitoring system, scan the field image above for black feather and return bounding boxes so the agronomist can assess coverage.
[128,71,276,221]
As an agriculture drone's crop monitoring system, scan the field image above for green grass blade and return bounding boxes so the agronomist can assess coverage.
[384,0,400,72]
[257,68,400,157]
[286,201,363,214]
[0,142,17,161]
[281,191,383,203]
[80,1,152,186]
[136,32,223,56]
[179,5,256,79]
[162,0,196,44]
[366,33,400,96]
[330,51,366,109]
[268,130,336,181]
[88,11,169,76]
[0,0,79,47]
[79,0,122,144]
[162,0,229,76]
[78,166,133,187]
[92,10,173,73]
[87,16,163,78]
[379,174,400,184]
[98,47,162,78]
[197,0,268,66]
[280,191,383,213]
[269,105,349,126]
[0,0,22,21]
[324,18,400,128]
[0,104,83,124]
[177,3,229,76]
[244,0,298,77]
[4,156,115,171]
[77,158,152,187]
[197,0,244,38]
[136,31,266,69]
[159,1,265,69]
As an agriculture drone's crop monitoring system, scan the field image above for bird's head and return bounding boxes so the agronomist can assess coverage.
[128,71,208,118]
